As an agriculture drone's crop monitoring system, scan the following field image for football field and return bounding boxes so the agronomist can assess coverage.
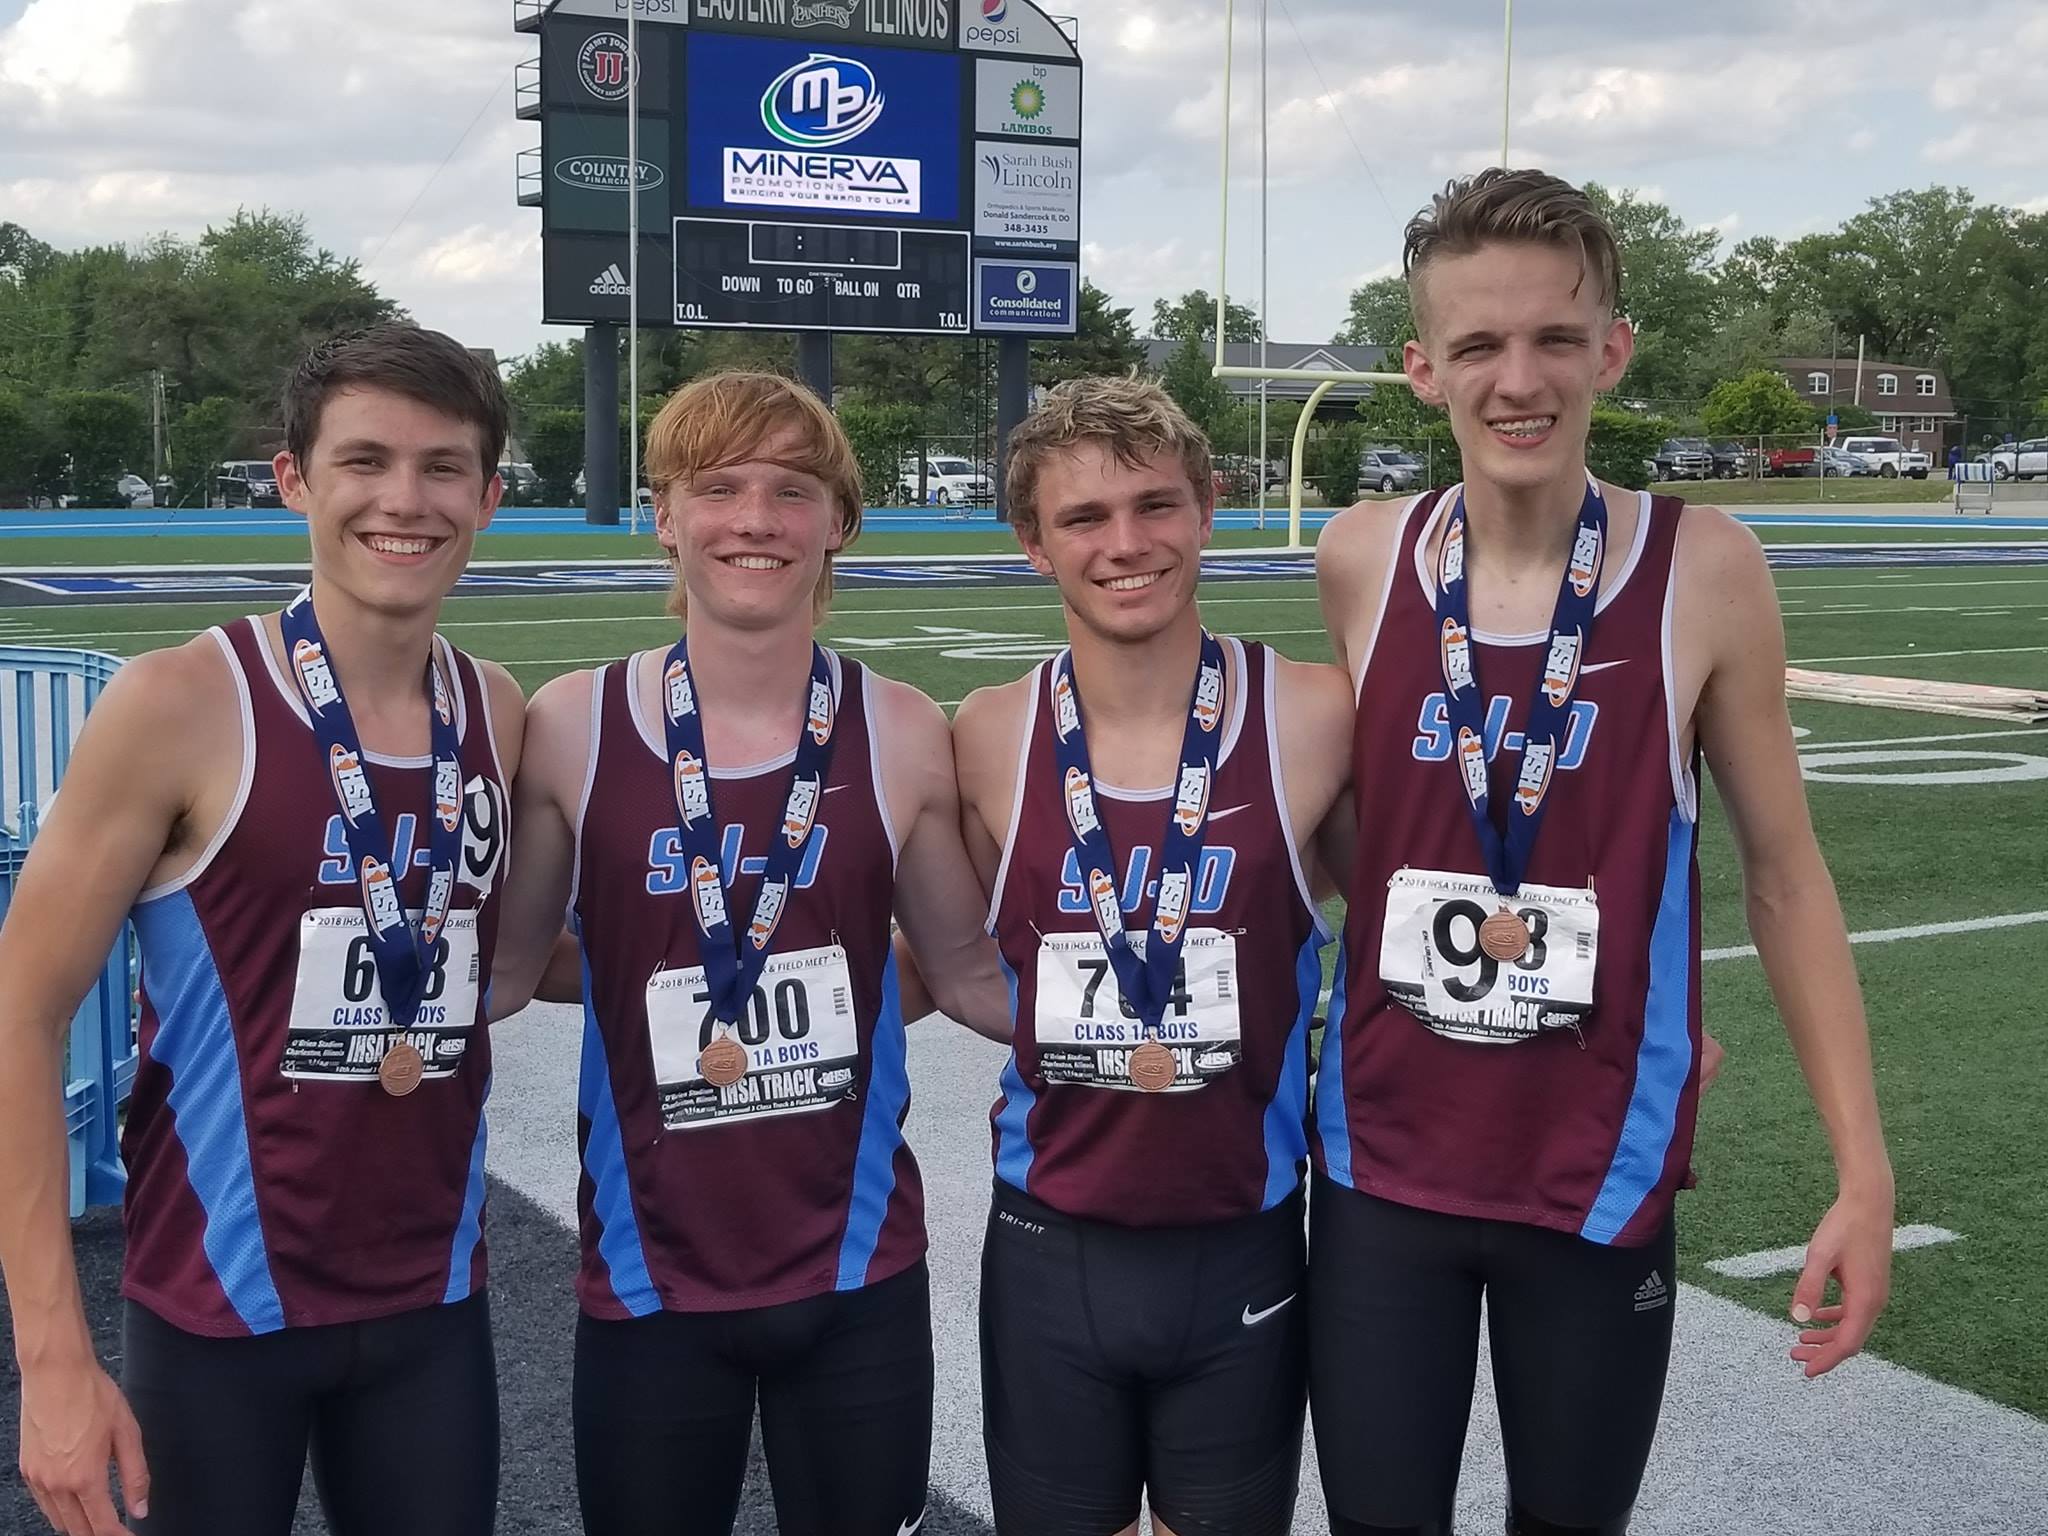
[1,515,2044,1533]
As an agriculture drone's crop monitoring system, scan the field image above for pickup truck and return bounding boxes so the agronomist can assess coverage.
[1654,438,1715,480]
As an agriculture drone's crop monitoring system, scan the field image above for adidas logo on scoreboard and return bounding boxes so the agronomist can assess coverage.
[589,264,630,295]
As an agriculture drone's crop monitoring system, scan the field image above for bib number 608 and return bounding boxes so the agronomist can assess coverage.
[341,935,449,1003]
[1431,900,1548,1003]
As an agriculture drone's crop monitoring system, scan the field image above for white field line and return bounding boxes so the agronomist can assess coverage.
[1797,725,2048,751]
[1792,643,2048,664]
[1777,575,2048,593]
[1705,1225,1961,1280]
[1796,601,2048,617]
[1701,909,2048,963]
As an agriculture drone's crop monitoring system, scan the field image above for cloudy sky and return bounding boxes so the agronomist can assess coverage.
[3,0,2045,365]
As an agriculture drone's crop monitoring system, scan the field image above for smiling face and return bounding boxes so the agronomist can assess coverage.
[1016,439,1212,646]
[277,386,500,616]
[654,428,846,634]
[1403,240,1633,495]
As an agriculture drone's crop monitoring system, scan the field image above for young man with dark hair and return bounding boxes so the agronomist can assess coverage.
[488,370,1010,1536]
[0,323,523,1536]
[1311,167,1894,1535]
[948,375,1356,1536]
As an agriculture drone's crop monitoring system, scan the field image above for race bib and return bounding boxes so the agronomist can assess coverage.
[1033,928,1242,1092]
[1379,869,1597,1045]
[283,907,480,1081]
[645,943,860,1130]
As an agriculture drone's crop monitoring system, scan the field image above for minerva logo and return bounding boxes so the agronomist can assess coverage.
[556,157,665,193]
[762,54,884,148]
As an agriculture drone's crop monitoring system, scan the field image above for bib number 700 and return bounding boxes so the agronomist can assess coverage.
[692,978,813,1050]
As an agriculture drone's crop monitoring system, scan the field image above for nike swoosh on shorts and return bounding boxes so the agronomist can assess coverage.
[1242,1294,1297,1326]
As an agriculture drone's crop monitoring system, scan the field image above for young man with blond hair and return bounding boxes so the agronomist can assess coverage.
[1311,167,1893,1535]
[488,370,1009,1536]
[0,324,522,1536]
[948,375,1356,1535]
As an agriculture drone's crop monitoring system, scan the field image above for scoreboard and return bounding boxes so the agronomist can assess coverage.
[518,0,1080,337]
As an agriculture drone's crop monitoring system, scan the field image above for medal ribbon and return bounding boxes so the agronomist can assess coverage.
[660,639,838,1028]
[1433,479,1606,901]
[281,586,463,1032]
[1049,632,1228,1032]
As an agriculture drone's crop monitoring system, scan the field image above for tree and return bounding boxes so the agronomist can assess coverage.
[836,394,923,507]
[1158,336,1235,440]
[1586,407,1672,490]
[1819,402,1878,432]
[1355,379,1461,487]
[1307,421,1365,507]
[526,407,584,505]
[1333,275,1415,348]
[56,389,149,506]
[1149,290,1260,343]
[168,396,244,507]
[505,340,586,412]
[0,386,52,504]
[1037,280,1144,383]
[1700,370,1817,439]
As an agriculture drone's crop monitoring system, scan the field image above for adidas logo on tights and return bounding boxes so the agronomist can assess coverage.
[1633,1270,1669,1312]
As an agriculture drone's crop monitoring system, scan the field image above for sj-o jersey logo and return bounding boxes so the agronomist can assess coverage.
[317,777,507,896]
[1412,693,1600,773]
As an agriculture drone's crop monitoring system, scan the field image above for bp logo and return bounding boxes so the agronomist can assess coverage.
[762,53,885,148]
[577,32,635,102]
[1009,79,1045,121]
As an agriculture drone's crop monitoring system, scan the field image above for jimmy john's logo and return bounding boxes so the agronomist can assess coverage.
[432,664,454,727]
[673,750,711,827]
[1193,659,1224,732]
[329,744,373,824]
[665,657,695,721]
[1087,866,1121,938]
[1440,617,1474,695]
[690,855,727,933]
[1515,737,1554,816]
[1456,726,1488,804]
[293,638,339,713]
[1568,524,1602,599]
[807,678,834,745]
[1172,763,1210,837]
[1541,630,1583,708]
[748,879,788,950]
[1153,867,1190,947]
[1063,766,1099,840]
[1052,667,1079,741]
[422,868,454,940]
[435,758,462,832]
[359,855,403,933]
[1441,515,1466,586]
[783,774,820,847]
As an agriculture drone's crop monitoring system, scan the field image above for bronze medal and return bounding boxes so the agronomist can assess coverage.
[1479,907,1531,963]
[1129,1039,1177,1093]
[378,1038,425,1097]
[698,1035,749,1088]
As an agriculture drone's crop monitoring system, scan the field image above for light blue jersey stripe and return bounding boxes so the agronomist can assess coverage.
[132,891,285,1334]
[836,951,913,1289]
[1313,938,1354,1187]
[578,951,660,1316]
[442,1074,491,1304]
[1582,808,1697,1244]
[991,954,1035,1191]
[1261,924,1329,1207]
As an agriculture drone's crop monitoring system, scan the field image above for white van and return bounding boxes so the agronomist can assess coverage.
[1837,436,1931,479]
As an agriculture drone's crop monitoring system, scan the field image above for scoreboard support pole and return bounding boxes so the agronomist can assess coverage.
[797,331,835,403]
[994,335,1030,524]
[583,324,621,527]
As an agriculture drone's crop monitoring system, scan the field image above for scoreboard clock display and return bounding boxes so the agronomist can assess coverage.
[673,217,971,335]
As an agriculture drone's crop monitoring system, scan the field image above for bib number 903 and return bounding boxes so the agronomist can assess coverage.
[1431,900,1548,1003]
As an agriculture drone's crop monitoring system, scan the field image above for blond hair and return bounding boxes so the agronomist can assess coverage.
[1404,167,1622,330]
[643,371,863,621]
[1003,375,1213,537]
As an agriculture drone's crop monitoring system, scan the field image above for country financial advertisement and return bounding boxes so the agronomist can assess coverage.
[686,31,962,222]
[973,139,1076,255]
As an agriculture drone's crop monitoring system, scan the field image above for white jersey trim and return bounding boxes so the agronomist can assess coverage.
[983,665,1043,936]
[624,646,846,780]
[137,625,256,903]
[1086,636,1251,800]
[861,664,901,872]
[250,614,441,767]
[566,662,607,921]
[1410,484,1654,647]
[1351,494,1421,702]
[1660,534,1700,822]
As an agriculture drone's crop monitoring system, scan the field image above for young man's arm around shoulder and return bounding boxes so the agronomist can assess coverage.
[0,639,238,1534]
[1271,654,1358,897]
[1682,506,1893,1375]
[1315,497,1407,677]
[872,677,1012,1042]
[489,669,593,1019]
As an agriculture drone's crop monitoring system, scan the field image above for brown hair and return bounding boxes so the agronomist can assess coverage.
[1003,375,1213,537]
[283,322,508,476]
[642,371,863,621]
[1403,167,1622,327]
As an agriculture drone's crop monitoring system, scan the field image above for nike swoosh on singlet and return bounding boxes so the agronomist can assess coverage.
[1205,803,1251,823]
[1242,1294,1296,1326]
[1580,659,1629,674]
[897,1510,926,1536]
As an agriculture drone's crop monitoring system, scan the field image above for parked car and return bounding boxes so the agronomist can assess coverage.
[1819,446,1875,476]
[1836,436,1931,479]
[497,462,540,503]
[1766,446,1820,477]
[217,460,283,508]
[115,473,155,508]
[1358,448,1424,493]
[1708,441,1753,478]
[897,455,994,507]
[1988,438,2048,480]
[1653,438,1715,480]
